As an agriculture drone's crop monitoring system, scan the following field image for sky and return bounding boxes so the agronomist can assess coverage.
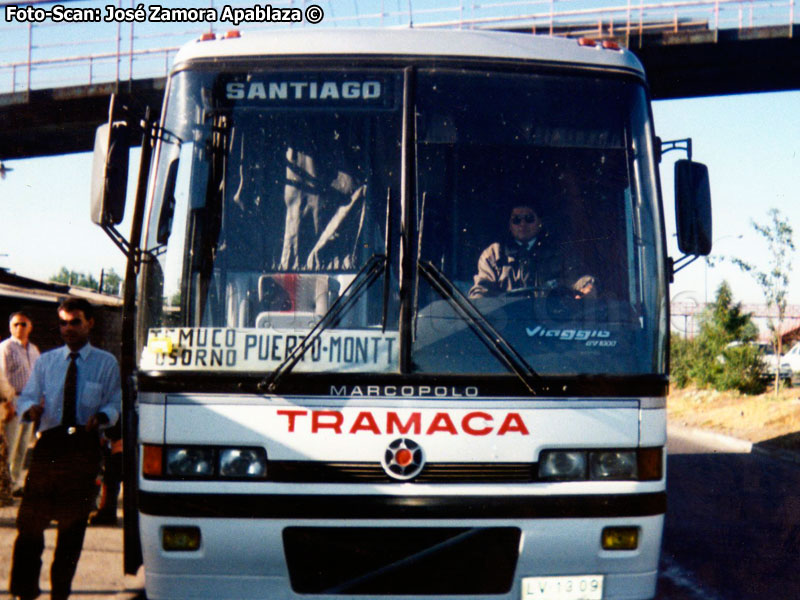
[656,91,800,308]
[1,1,799,332]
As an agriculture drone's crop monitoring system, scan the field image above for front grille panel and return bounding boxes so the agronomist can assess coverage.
[269,461,535,483]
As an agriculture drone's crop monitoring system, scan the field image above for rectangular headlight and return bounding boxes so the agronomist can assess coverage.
[538,450,587,480]
[219,448,267,478]
[589,451,637,480]
[165,447,215,477]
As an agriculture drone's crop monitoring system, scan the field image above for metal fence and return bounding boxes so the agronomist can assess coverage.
[0,0,797,94]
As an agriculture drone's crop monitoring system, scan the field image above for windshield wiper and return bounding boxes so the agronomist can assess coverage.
[417,260,543,395]
[258,254,386,393]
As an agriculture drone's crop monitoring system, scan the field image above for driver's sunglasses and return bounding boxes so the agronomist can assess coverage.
[511,214,537,225]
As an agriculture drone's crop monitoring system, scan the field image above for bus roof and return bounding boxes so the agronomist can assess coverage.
[173,28,644,75]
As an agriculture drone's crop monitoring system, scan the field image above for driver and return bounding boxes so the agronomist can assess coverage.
[468,203,596,299]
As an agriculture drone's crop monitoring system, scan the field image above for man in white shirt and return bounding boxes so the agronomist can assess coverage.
[9,299,121,600]
[1,311,40,493]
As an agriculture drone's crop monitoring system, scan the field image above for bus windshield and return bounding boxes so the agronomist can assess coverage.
[411,69,666,377]
[139,66,665,378]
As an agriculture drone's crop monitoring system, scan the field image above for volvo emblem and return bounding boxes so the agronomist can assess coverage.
[381,438,425,481]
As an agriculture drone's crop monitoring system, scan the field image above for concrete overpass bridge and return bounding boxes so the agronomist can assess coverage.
[0,0,799,160]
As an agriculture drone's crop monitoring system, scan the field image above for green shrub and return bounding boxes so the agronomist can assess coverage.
[670,334,695,389]
[715,343,766,394]
[669,281,764,394]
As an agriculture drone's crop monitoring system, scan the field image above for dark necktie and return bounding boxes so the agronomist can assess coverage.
[63,352,79,427]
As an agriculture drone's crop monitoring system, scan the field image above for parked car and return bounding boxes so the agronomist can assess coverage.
[724,341,793,385]
[783,342,800,377]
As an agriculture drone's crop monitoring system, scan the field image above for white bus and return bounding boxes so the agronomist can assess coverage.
[91,27,711,600]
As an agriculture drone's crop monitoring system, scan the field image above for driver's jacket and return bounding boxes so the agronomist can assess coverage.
[468,232,582,298]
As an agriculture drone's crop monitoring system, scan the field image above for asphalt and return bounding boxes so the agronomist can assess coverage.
[669,423,800,465]
[0,503,144,600]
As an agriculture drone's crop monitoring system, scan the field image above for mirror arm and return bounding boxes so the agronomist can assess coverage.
[659,137,692,162]
[670,253,700,278]
[100,221,133,258]
[100,222,157,272]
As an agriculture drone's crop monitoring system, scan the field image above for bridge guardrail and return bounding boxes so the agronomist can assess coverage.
[0,0,797,95]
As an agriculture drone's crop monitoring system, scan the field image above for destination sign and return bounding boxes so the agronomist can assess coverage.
[141,327,398,373]
[218,74,398,109]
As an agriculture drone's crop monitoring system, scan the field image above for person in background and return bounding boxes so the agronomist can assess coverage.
[1,311,41,496]
[0,368,15,506]
[9,298,121,600]
[89,421,122,526]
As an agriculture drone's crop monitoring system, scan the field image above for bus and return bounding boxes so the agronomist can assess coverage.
[90,27,711,600]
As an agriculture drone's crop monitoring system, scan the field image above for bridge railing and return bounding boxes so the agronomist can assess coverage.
[0,0,797,95]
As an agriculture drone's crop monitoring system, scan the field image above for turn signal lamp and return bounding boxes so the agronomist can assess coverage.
[162,526,201,551]
[142,444,163,478]
[602,527,639,551]
[637,447,663,481]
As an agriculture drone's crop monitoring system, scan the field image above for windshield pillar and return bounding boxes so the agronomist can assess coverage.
[398,66,415,374]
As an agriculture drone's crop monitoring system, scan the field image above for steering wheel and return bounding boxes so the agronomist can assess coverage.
[503,286,550,298]
[544,286,583,319]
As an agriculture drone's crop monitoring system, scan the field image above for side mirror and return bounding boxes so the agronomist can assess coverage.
[156,160,179,244]
[90,121,130,226]
[675,159,712,256]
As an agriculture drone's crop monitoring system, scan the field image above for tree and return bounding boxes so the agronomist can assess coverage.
[696,281,760,389]
[732,208,795,393]
[50,267,122,295]
[100,268,123,296]
[670,281,763,394]
[50,267,99,290]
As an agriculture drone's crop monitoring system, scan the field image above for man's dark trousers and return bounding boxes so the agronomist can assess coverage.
[9,427,101,600]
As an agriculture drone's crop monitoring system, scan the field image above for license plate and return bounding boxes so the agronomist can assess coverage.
[521,575,603,600]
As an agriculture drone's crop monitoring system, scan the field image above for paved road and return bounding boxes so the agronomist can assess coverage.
[658,427,800,599]
[2,427,798,600]
[0,504,142,600]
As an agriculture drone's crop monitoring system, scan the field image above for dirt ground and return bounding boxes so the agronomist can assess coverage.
[668,383,800,450]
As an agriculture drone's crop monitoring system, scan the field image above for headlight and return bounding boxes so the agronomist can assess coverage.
[590,451,637,480]
[538,448,661,481]
[538,450,587,480]
[166,447,215,477]
[148,445,270,479]
[219,448,267,478]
